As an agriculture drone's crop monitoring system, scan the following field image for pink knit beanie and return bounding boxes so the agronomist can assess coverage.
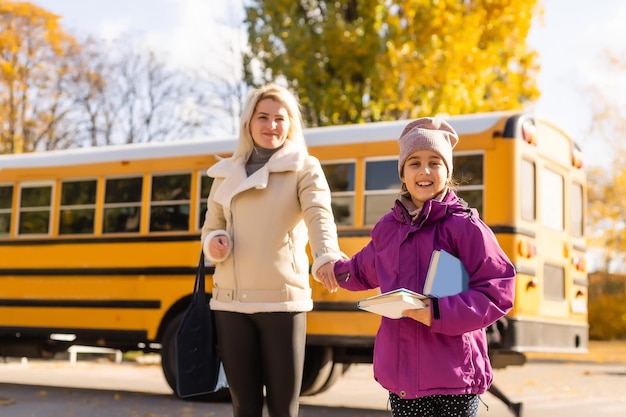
[398,117,459,178]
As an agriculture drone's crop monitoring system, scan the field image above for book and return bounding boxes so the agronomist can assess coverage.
[357,288,427,319]
[423,249,470,297]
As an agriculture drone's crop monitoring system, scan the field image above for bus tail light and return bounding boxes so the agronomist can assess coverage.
[572,255,586,271]
[526,276,538,290]
[518,239,537,258]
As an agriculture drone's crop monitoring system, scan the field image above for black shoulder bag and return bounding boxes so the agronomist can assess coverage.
[175,252,228,398]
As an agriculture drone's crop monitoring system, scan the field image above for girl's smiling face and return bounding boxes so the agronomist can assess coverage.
[249,98,290,149]
[401,149,448,208]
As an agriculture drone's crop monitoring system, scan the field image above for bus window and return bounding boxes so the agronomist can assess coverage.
[59,179,97,235]
[541,168,564,231]
[103,177,142,234]
[521,159,536,221]
[18,182,53,235]
[322,162,355,227]
[544,263,566,301]
[149,173,191,232]
[571,182,584,238]
[454,153,484,215]
[364,159,399,225]
[0,185,13,236]
[197,172,214,230]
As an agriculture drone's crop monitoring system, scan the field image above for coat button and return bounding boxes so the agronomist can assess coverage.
[400,390,406,397]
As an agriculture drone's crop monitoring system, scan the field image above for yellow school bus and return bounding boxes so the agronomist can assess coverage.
[0,111,588,399]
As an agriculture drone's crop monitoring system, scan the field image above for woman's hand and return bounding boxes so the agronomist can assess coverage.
[208,235,230,261]
[402,301,432,326]
[316,261,339,293]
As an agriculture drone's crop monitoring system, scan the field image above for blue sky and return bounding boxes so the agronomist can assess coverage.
[31,0,626,167]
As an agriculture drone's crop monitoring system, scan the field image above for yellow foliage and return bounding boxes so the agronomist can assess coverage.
[589,293,626,340]
[0,1,80,153]
[244,0,542,126]
[587,161,626,261]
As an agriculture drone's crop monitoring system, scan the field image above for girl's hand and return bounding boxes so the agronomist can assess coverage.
[402,301,432,326]
[316,262,339,293]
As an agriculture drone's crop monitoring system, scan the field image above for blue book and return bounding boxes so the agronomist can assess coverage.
[423,249,470,297]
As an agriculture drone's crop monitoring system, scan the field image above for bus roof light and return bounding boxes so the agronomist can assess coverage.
[521,119,537,145]
[572,147,584,169]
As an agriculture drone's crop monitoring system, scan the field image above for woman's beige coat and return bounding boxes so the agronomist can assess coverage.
[201,141,344,313]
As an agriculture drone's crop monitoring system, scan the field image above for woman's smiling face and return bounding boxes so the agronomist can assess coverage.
[401,149,448,208]
[249,98,290,149]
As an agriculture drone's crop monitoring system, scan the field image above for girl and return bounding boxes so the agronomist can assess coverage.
[318,117,516,417]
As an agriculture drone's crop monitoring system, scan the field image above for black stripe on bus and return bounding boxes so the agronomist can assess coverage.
[489,225,536,238]
[0,266,203,276]
[0,299,161,309]
[338,229,372,238]
[0,229,373,246]
[0,234,201,246]
[312,301,360,312]
[0,224,527,246]
[0,326,148,341]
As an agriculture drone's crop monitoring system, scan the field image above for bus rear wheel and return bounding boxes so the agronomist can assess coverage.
[300,345,347,396]
[160,311,231,402]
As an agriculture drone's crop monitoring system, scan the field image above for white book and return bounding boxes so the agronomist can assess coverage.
[357,288,427,319]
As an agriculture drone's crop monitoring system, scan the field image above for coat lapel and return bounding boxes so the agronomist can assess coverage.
[207,142,306,208]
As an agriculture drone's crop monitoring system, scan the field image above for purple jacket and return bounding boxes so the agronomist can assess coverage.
[334,190,515,399]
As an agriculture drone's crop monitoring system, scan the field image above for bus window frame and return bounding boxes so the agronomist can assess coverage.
[196,169,213,232]
[520,158,536,222]
[363,156,400,226]
[0,182,14,238]
[17,180,56,237]
[321,158,357,228]
[58,177,98,236]
[540,166,565,232]
[102,174,144,235]
[452,151,485,216]
[148,170,193,233]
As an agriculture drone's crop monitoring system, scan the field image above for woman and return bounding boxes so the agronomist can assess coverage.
[201,84,343,417]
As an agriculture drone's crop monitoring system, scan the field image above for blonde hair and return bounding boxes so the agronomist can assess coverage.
[233,84,306,159]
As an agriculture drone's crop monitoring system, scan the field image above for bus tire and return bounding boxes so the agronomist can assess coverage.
[160,311,231,402]
[300,346,345,396]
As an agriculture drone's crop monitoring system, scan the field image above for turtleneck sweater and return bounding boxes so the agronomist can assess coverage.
[245,144,283,176]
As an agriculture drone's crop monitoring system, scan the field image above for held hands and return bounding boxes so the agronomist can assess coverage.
[316,261,339,293]
[401,302,432,326]
[208,235,230,261]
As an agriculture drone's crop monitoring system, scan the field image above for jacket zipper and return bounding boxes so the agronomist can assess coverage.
[288,231,299,274]
[227,209,238,298]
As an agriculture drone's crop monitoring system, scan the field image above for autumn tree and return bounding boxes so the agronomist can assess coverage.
[1,1,230,153]
[584,49,626,274]
[71,37,218,146]
[0,1,82,153]
[243,0,541,126]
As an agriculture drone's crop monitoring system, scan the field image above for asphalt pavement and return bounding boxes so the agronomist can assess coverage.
[1,355,626,417]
